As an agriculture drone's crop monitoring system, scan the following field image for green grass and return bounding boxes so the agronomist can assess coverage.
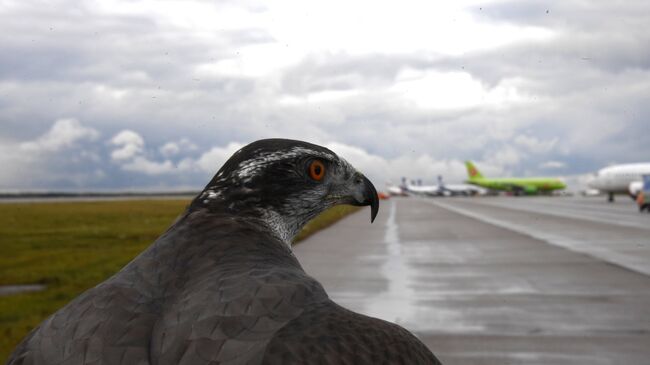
[294,205,360,242]
[0,199,359,361]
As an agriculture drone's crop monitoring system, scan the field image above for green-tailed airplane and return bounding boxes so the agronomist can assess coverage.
[465,161,566,195]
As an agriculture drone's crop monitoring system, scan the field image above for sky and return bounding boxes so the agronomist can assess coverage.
[1,0,648,192]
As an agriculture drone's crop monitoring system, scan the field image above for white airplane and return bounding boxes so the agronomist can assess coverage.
[403,177,445,197]
[587,162,650,202]
[629,181,643,197]
[403,176,485,197]
[385,182,408,196]
[438,176,487,196]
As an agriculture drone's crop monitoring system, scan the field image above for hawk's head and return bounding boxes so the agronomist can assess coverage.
[192,139,379,244]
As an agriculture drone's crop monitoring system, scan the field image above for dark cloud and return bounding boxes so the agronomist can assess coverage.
[471,0,650,29]
[471,2,553,24]
[0,0,648,190]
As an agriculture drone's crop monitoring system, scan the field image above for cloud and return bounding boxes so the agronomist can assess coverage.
[194,142,246,172]
[1,1,649,191]
[0,116,578,192]
[159,142,180,157]
[326,142,480,187]
[110,131,243,177]
[120,156,175,175]
[487,146,522,167]
[391,68,531,110]
[20,118,99,152]
[159,138,198,157]
[0,119,104,190]
[109,130,183,175]
[540,160,566,169]
[514,135,558,154]
[110,130,145,161]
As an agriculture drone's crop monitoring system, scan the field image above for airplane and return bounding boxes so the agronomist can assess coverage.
[403,176,485,197]
[403,177,445,197]
[629,181,643,198]
[385,182,408,196]
[586,162,650,202]
[464,161,566,195]
[437,175,486,196]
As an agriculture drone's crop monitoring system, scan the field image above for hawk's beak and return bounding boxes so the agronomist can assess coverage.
[349,173,379,223]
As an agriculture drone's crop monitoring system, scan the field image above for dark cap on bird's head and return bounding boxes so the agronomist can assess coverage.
[192,139,379,244]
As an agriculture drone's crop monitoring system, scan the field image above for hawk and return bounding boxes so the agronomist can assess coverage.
[9,139,440,364]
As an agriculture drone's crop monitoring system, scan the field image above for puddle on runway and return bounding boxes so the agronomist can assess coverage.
[365,200,416,325]
[363,200,485,333]
[0,284,46,296]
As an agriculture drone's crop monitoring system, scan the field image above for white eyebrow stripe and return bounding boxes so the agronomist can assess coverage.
[234,147,336,181]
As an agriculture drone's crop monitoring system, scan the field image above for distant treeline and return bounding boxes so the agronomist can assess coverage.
[0,191,199,199]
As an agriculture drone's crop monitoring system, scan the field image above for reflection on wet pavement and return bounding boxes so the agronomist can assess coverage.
[294,197,650,365]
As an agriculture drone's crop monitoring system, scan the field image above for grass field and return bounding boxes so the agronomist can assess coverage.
[0,198,359,361]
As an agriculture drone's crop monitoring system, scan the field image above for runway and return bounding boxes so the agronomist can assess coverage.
[293,197,650,365]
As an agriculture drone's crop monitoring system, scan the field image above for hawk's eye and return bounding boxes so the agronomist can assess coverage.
[308,160,326,181]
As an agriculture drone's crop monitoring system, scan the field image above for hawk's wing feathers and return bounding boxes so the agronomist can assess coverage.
[8,139,440,364]
[263,301,441,364]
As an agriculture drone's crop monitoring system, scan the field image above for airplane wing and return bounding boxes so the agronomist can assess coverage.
[406,184,443,196]
[502,183,538,195]
[443,184,486,196]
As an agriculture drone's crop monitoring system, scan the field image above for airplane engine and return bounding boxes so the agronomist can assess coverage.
[629,181,642,199]
[524,186,539,195]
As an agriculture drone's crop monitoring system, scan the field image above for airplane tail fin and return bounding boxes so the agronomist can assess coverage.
[465,161,484,180]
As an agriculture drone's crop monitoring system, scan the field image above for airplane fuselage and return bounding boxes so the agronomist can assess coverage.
[464,161,566,195]
[467,177,566,194]
[588,163,650,193]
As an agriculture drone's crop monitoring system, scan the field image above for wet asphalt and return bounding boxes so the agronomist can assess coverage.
[293,196,650,365]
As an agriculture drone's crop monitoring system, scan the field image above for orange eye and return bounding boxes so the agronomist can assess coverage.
[309,160,326,181]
